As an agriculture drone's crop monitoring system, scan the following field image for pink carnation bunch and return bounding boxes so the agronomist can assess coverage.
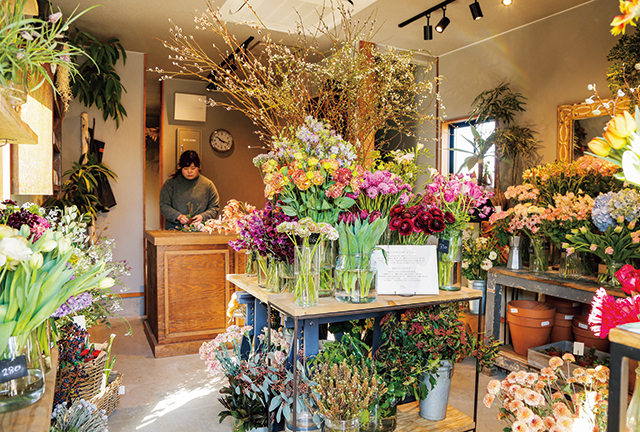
[589,287,640,338]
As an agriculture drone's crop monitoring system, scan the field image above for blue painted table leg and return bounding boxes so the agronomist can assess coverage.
[253,298,268,347]
[303,319,319,359]
[372,316,382,354]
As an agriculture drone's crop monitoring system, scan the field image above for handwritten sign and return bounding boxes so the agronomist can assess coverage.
[372,245,439,295]
[0,356,28,384]
[437,238,450,254]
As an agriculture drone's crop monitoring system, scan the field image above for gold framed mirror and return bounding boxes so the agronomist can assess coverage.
[557,97,630,162]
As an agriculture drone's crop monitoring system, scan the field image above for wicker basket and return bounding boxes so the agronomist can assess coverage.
[55,349,108,404]
[90,371,123,416]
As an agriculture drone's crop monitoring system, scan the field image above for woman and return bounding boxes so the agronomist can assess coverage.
[160,150,219,230]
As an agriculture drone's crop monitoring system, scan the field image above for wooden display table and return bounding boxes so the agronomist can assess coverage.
[0,348,58,432]
[143,230,243,357]
[228,274,480,432]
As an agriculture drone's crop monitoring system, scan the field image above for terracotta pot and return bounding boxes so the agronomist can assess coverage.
[550,311,574,343]
[554,305,581,315]
[545,296,581,309]
[507,311,554,356]
[507,300,556,320]
[572,322,610,353]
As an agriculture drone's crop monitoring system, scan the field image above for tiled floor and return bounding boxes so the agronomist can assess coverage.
[89,317,506,432]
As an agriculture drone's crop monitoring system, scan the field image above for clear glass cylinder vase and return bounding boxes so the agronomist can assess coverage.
[265,258,280,293]
[324,417,360,432]
[319,239,336,298]
[294,243,320,307]
[600,260,624,288]
[529,236,548,273]
[335,252,378,303]
[244,250,257,277]
[437,231,462,291]
[0,331,45,413]
[278,261,295,293]
[257,255,268,288]
[628,366,640,431]
[558,251,582,280]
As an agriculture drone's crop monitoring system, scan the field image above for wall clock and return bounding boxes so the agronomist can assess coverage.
[210,129,234,152]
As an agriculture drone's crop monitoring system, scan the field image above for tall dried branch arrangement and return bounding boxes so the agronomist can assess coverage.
[155,0,441,164]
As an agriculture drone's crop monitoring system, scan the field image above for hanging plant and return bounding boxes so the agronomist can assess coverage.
[70,31,127,127]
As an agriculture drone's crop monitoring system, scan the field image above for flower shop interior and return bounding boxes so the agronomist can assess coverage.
[2,0,640,431]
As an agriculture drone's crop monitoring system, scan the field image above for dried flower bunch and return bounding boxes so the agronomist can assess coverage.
[311,359,385,422]
[50,398,108,432]
[484,354,609,432]
[156,1,440,162]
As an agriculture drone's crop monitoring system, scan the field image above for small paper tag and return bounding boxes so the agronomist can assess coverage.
[510,308,518,313]
[571,303,579,307]
[578,322,588,330]
[0,356,28,384]
[437,238,450,254]
[573,342,585,356]
[541,321,550,327]
[119,386,126,395]
[565,315,574,320]
[72,315,87,331]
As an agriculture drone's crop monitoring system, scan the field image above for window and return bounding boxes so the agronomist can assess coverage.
[441,120,496,188]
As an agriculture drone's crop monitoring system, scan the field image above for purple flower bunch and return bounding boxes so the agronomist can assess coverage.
[1,200,51,240]
[51,292,94,318]
[356,169,412,216]
[426,173,493,229]
[229,202,297,264]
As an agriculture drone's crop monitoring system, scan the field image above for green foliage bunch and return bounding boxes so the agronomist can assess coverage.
[607,27,640,106]
[70,31,127,127]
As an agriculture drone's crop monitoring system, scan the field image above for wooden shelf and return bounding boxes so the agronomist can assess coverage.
[0,96,37,145]
[0,348,58,432]
[396,402,474,432]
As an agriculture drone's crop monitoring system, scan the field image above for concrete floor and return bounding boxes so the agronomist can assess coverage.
[89,317,506,432]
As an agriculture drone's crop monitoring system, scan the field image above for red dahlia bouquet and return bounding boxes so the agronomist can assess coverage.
[388,201,456,245]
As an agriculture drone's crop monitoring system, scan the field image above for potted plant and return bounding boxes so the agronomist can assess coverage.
[0,0,89,106]
[199,325,289,432]
[311,359,385,432]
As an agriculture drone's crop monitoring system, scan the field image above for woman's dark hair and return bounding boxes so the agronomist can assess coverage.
[171,150,201,178]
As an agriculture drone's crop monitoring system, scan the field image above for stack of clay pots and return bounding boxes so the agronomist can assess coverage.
[507,300,556,356]
[572,314,610,352]
[545,296,581,343]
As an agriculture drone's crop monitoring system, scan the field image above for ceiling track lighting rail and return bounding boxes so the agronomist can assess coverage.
[399,0,483,36]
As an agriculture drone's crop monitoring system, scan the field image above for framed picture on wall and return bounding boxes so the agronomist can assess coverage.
[174,93,207,122]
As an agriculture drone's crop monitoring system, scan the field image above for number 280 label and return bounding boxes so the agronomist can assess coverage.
[0,356,28,384]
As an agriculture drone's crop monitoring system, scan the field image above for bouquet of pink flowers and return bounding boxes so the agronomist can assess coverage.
[426,172,493,232]
[540,192,594,248]
[356,169,412,217]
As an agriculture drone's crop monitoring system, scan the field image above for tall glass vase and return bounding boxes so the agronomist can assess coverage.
[319,239,336,297]
[335,252,378,303]
[294,242,320,307]
[257,255,268,288]
[278,261,295,293]
[0,331,45,413]
[558,251,582,279]
[265,258,280,293]
[600,259,624,288]
[529,236,548,273]
[244,250,257,277]
[437,231,462,291]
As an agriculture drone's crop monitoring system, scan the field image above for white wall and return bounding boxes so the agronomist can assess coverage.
[439,0,620,164]
[62,51,145,316]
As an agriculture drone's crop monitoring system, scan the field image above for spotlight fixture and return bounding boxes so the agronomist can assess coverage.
[501,0,512,5]
[469,1,483,20]
[424,14,433,40]
[435,7,450,33]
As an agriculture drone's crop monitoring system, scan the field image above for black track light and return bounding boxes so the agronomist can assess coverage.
[424,14,433,40]
[470,1,483,20]
[435,7,449,33]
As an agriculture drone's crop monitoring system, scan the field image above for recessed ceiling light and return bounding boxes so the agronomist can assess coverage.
[501,0,513,5]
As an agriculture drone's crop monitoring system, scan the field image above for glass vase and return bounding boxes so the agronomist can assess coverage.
[0,79,28,108]
[600,260,624,288]
[265,258,280,293]
[378,404,397,432]
[529,236,548,273]
[278,261,295,293]
[558,251,582,280]
[335,252,378,304]
[437,231,462,291]
[319,239,336,297]
[627,366,640,431]
[324,417,359,432]
[294,243,320,307]
[244,250,257,277]
[360,401,379,432]
[0,331,45,413]
[257,255,268,288]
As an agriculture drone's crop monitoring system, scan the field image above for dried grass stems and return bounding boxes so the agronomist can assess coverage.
[155,1,441,163]
[311,359,386,422]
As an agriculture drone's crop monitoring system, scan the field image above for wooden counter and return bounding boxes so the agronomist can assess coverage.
[143,230,245,357]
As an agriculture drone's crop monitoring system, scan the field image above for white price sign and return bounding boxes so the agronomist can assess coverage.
[372,245,439,295]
